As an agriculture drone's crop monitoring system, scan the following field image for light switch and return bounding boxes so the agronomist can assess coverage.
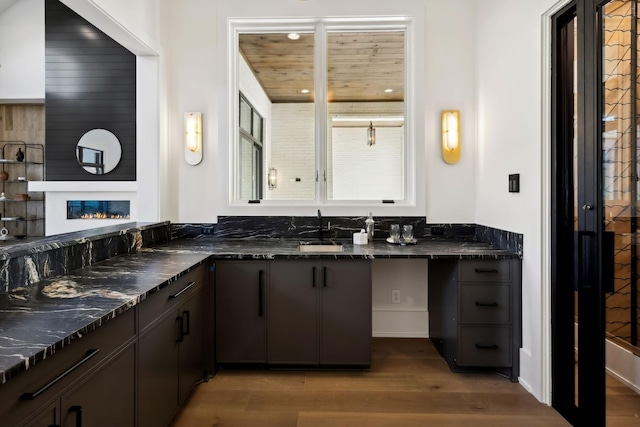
[509,174,520,193]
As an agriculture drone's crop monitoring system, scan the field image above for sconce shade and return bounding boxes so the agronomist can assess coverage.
[268,167,277,189]
[185,112,203,165]
[442,110,460,164]
[367,121,376,146]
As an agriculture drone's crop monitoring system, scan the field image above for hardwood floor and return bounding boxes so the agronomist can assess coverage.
[170,338,575,427]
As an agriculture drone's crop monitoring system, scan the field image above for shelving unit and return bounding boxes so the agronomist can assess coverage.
[0,141,44,240]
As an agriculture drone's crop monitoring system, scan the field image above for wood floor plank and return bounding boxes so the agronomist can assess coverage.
[205,369,306,391]
[297,412,573,427]
[168,339,600,427]
[245,390,477,414]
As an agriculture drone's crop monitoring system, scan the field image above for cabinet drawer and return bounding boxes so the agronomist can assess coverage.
[459,284,511,324]
[457,325,511,367]
[139,267,204,331]
[459,260,511,283]
[0,308,135,426]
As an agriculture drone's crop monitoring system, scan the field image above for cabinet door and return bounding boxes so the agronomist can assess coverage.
[320,260,372,366]
[24,403,59,427]
[268,260,319,364]
[61,345,135,427]
[215,261,267,363]
[138,312,180,427]
[178,288,205,404]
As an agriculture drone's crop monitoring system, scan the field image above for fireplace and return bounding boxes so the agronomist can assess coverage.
[67,200,131,219]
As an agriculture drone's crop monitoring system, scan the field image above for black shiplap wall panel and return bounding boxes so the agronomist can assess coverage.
[45,0,136,181]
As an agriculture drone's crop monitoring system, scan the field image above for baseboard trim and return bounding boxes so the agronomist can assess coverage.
[372,332,429,338]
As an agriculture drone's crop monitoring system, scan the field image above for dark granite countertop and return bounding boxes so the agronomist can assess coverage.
[148,237,519,260]
[0,235,517,386]
[0,250,209,384]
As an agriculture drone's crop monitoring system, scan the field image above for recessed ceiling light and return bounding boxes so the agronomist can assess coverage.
[384,88,394,93]
[300,89,310,94]
[288,33,301,41]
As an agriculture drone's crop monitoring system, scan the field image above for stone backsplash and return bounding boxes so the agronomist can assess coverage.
[172,217,523,256]
[0,222,171,293]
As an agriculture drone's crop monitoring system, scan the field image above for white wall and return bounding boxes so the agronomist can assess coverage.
[0,0,44,102]
[372,259,429,337]
[164,0,477,220]
[475,0,562,403]
[424,0,477,224]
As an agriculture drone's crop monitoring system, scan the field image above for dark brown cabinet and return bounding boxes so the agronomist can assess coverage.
[268,259,372,367]
[22,345,135,427]
[2,308,136,427]
[429,258,521,381]
[215,261,267,364]
[60,345,136,427]
[0,262,212,427]
[24,402,59,427]
[138,265,207,427]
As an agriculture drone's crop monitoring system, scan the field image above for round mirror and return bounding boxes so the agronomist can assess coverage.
[76,129,122,175]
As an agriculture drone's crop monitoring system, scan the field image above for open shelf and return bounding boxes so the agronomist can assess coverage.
[0,141,45,239]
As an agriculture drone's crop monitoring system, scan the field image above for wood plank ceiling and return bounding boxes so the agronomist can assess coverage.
[239,31,404,103]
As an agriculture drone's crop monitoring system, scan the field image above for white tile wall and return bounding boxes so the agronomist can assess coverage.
[268,103,316,200]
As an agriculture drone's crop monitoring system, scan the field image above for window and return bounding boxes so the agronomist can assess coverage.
[229,18,413,206]
[239,93,264,200]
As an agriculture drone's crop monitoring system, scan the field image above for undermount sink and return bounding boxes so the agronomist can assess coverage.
[297,241,344,253]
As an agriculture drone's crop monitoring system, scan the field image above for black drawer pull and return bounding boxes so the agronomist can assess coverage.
[169,281,196,299]
[323,266,327,288]
[21,349,100,400]
[69,405,83,427]
[258,270,264,317]
[176,316,184,342]
[475,301,499,307]
[312,266,316,287]
[475,343,499,350]
[474,268,499,273]
[182,310,191,336]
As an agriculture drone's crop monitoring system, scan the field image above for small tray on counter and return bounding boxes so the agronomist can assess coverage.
[386,237,417,245]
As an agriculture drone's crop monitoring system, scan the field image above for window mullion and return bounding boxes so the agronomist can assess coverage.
[315,23,328,203]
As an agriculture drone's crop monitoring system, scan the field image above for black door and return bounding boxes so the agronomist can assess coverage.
[552,1,638,425]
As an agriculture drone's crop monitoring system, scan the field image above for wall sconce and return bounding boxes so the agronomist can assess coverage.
[268,167,277,189]
[442,110,460,164]
[184,112,203,165]
[367,121,376,146]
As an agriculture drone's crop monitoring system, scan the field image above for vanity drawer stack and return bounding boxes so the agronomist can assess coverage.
[429,258,521,381]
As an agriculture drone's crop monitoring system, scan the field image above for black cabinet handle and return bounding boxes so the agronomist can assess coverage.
[312,266,316,287]
[169,281,196,299]
[21,349,100,400]
[475,301,499,307]
[258,270,264,317]
[182,310,191,336]
[69,405,83,427]
[176,316,184,342]
[323,266,327,288]
[474,268,499,273]
[475,343,499,350]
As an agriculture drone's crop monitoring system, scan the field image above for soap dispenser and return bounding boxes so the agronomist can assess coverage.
[365,212,375,243]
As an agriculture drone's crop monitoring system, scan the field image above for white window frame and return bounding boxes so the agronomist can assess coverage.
[222,14,425,217]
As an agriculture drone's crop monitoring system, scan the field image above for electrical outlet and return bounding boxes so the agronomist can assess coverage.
[392,290,401,304]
